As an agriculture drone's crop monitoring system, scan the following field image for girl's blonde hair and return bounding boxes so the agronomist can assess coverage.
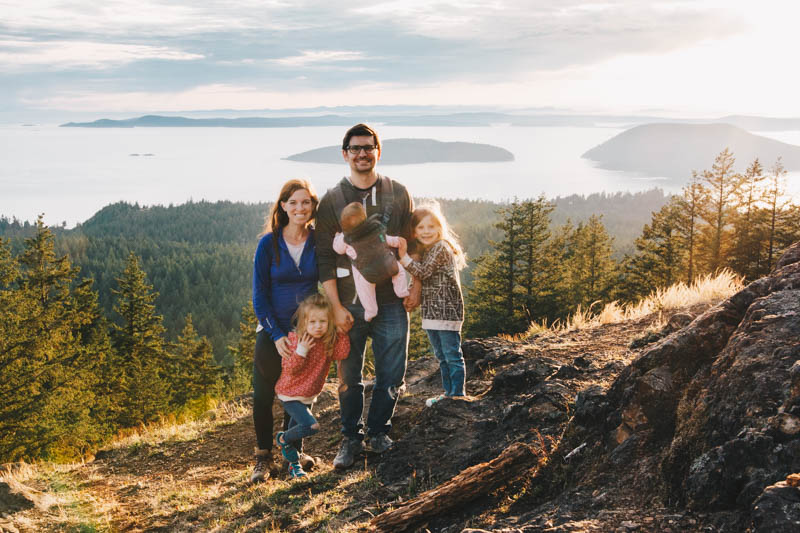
[410,202,466,270]
[293,293,337,353]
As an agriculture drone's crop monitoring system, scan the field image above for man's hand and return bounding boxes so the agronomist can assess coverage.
[333,303,354,334]
[403,279,421,311]
[275,336,292,358]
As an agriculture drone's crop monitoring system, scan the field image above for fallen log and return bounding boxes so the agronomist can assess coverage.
[371,442,542,532]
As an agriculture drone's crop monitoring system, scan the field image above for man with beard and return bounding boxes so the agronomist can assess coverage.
[315,123,419,469]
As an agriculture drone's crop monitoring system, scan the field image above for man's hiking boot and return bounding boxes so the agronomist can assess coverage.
[368,433,394,454]
[333,437,364,469]
[250,448,275,483]
[287,461,307,480]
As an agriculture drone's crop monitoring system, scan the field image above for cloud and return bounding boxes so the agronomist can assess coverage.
[0,39,203,70]
[0,0,777,114]
[273,50,368,67]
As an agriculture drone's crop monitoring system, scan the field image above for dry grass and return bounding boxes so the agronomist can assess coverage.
[110,398,250,451]
[0,461,110,532]
[522,269,744,337]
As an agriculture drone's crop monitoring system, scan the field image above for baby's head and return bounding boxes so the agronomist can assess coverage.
[341,202,367,233]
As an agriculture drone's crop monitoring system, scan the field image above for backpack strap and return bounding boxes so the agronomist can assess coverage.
[328,175,394,228]
[328,177,349,231]
[379,175,394,227]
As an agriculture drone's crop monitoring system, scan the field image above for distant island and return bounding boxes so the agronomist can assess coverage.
[285,138,514,165]
[60,113,800,131]
[582,123,800,179]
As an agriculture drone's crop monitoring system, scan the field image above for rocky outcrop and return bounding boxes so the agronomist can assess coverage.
[549,241,800,530]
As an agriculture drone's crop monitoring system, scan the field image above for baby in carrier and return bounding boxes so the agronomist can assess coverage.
[333,202,409,321]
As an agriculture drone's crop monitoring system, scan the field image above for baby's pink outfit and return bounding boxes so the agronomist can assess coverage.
[333,232,409,321]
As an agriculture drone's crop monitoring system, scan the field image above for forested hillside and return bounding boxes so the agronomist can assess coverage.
[0,190,669,364]
[2,147,799,463]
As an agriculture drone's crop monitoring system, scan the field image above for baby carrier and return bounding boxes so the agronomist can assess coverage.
[345,214,399,284]
[329,176,398,284]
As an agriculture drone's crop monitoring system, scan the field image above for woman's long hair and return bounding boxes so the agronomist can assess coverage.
[260,179,319,265]
[293,293,337,354]
[410,202,466,270]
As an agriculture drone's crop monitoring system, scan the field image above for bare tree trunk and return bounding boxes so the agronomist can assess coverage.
[371,442,541,532]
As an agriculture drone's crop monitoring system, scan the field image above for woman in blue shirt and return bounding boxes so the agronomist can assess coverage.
[250,179,319,483]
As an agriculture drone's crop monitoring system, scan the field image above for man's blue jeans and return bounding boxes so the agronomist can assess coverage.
[339,302,409,440]
[280,400,318,443]
[425,329,466,397]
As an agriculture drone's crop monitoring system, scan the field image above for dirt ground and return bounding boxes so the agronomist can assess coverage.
[5,308,723,532]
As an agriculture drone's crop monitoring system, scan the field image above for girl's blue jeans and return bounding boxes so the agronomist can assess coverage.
[425,329,466,397]
[280,400,319,444]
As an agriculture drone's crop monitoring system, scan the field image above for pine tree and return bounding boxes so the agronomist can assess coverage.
[226,303,257,396]
[566,215,617,310]
[172,314,220,408]
[697,149,744,273]
[728,159,766,279]
[676,177,705,283]
[110,252,171,427]
[624,197,686,299]
[516,197,556,322]
[0,220,105,461]
[466,200,529,336]
[763,158,792,271]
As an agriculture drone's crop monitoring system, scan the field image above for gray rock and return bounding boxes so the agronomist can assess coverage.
[751,481,800,532]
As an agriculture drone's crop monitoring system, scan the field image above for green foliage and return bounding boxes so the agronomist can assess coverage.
[618,197,686,300]
[565,214,617,310]
[0,220,108,461]
[110,252,171,427]
[466,197,586,337]
[7,180,789,461]
[226,304,257,397]
[171,314,222,408]
[696,148,744,273]
[622,150,800,302]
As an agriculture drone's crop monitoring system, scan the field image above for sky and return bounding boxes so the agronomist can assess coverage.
[2,0,799,121]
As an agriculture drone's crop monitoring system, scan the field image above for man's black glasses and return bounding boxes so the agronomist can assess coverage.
[346,145,378,154]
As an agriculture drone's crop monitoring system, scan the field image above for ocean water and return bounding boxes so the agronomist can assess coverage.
[1,124,797,226]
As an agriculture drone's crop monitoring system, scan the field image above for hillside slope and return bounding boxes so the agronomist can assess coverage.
[4,242,797,532]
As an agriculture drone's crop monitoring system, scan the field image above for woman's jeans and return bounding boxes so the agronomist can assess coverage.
[425,329,466,397]
[339,302,409,440]
[280,400,319,444]
[252,329,298,452]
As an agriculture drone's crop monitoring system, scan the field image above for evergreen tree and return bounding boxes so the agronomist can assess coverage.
[676,177,705,283]
[172,314,221,408]
[226,303,257,396]
[566,215,617,310]
[0,220,105,461]
[110,252,171,426]
[728,159,766,279]
[466,200,529,336]
[624,197,686,299]
[697,149,744,273]
[540,220,576,320]
[764,158,792,271]
[516,197,556,321]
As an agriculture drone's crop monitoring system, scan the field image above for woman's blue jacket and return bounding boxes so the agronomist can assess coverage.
[252,228,318,341]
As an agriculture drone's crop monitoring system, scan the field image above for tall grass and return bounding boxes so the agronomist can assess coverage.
[525,269,744,336]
